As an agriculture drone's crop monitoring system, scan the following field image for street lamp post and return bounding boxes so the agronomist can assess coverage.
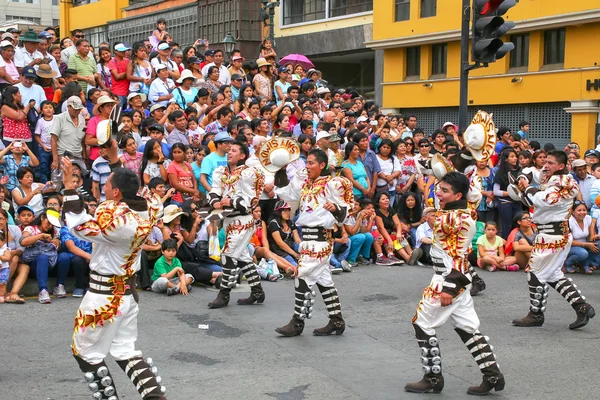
[223,32,236,57]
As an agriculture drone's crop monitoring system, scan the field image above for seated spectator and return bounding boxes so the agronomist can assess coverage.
[19,208,63,304]
[0,141,40,192]
[0,209,28,303]
[139,211,165,290]
[373,192,412,265]
[0,184,15,225]
[178,200,221,273]
[343,200,375,267]
[410,207,436,266]
[250,206,296,277]
[16,205,35,229]
[58,216,92,298]
[566,200,597,274]
[267,201,301,268]
[511,212,537,270]
[476,221,519,271]
[0,229,11,304]
[151,239,195,296]
[397,191,423,246]
[119,134,143,178]
[140,138,170,186]
[12,166,51,217]
[330,224,352,273]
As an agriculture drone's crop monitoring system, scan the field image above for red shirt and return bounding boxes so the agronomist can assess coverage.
[108,57,130,96]
[167,161,195,203]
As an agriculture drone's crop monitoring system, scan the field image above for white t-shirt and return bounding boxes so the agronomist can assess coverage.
[569,215,592,241]
[34,117,55,149]
[0,244,9,270]
[376,155,401,189]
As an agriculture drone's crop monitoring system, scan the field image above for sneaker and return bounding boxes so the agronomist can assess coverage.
[416,261,425,267]
[348,260,358,268]
[486,265,497,272]
[341,260,352,272]
[375,255,393,266]
[38,289,51,304]
[357,256,370,265]
[53,284,67,298]
[72,288,86,298]
[167,286,181,296]
[330,265,343,274]
[387,255,405,266]
[507,264,520,272]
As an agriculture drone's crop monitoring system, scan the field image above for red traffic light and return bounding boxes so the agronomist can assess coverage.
[478,0,517,16]
[480,0,503,15]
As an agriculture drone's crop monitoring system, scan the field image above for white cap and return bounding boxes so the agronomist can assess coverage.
[316,131,333,142]
[356,116,369,123]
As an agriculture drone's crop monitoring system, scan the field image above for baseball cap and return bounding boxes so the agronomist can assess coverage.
[291,74,301,81]
[148,124,165,133]
[114,42,132,52]
[157,42,170,51]
[1,32,14,41]
[22,66,37,78]
[584,149,599,158]
[231,73,244,81]
[278,66,290,74]
[154,63,168,72]
[0,40,14,48]
[214,132,234,143]
[316,131,333,142]
[7,28,21,34]
[17,205,34,215]
[572,159,587,169]
[66,96,84,110]
[38,31,52,39]
[231,55,245,62]
[329,134,341,142]
[150,104,167,113]
[187,56,201,64]
[204,50,214,57]
[356,116,369,124]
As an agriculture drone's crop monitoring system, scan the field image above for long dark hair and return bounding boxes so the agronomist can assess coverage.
[32,209,56,237]
[495,147,520,187]
[235,83,253,110]
[397,192,422,224]
[1,86,23,110]
[344,141,359,161]
[139,139,161,178]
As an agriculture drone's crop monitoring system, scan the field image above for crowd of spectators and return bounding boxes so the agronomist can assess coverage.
[0,21,598,305]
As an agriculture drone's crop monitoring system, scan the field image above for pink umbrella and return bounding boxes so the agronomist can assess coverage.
[279,54,315,70]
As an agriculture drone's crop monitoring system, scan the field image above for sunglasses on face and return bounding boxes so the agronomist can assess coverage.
[74,35,84,39]
[419,144,430,148]
[406,142,414,146]
[520,216,531,221]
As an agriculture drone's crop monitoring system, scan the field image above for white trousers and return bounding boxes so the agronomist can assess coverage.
[297,240,334,287]
[222,214,255,263]
[528,232,571,283]
[413,275,480,336]
[72,292,142,364]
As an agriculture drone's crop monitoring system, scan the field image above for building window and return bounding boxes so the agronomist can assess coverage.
[395,0,410,22]
[420,0,436,18]
[52,0,58,5]
[544,28,566,66]
[282,0,372,26]
[5,15,41,24]
[431,43,447,76]
[509,34,529,69]
[9,0,40,3]
[53,19,60,27]
[406,47,421,78]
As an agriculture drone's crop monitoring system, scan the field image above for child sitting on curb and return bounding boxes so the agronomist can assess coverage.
[151,239,195,296]
[476,221,519,271]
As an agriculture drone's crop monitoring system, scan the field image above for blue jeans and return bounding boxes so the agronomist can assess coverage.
[330,242,351,267]
[497,201,522,239]
[198,261,222,272]
[565,246,590,268]
[31,254,69,292]
[57,252,89,289]
[117,95,128,108]
[282,243,300,267]
[347,233,374,262]
[36,149,52,183]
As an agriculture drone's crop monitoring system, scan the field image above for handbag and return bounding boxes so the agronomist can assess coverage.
[22,241,58,266]
[208,234,221,262]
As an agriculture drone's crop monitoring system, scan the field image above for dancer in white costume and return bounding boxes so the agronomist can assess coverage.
[512,150,595,329]
[269,146,354,337]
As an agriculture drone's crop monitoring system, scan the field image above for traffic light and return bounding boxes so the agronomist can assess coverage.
[472,0,517,64]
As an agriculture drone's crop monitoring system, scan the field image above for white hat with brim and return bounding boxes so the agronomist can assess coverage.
[93,95,117,116]
[176,69,196,84]
[0,39,14,48]
[315,131,333,142]
[442,121,458,132]
[464,110,497,162]
[257,136,301,173]
[256,58,270,68]
[430,153,455,181]
[127,92,147,103]
[46,209,62,228]
[162,205,188,224]
[96,119,113,146]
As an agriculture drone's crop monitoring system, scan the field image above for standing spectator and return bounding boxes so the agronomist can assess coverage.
[60,29,84,64]
[253,58,272,100]
[149,18,168,51]
[86,96,117,163]
[97,47,113,89]
[36,33,61,78]
[572,159,596,209]
[20,209,62,304]
[474,159,497,223]
[375,139,401,206]
[172,69,199,109]
[15,66,45,110]
[341,141,369,200]
[1,86,37,148]
[50,44,67,77]
[201,49,230,85]
[228,55,246,80]
[33,100,55,183]
[167,143,200,204]
[0,40,21,90]
[353,132,381,198]
[402,115,417,138]
[493,148,522,239]
[394,138,418,197]
[151,42,180,81]
[517,121,530,140]
[108,42,131,107]
[274,66,291,105]
[198,132,232,193]
[14,29,43,73]
[50,96,87,170]
[118,135,143,178]
[68,39,97,93]
[148,63,175,106]
[494,127,512,157]
[127,41,153,96]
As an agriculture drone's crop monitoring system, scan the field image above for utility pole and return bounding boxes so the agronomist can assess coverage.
[458,0,471,132]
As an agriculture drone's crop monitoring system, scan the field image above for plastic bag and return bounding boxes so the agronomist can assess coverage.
[208,234,220,262]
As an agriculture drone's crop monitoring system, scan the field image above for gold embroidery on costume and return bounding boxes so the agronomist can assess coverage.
[299,241,333,262]
[222,219,255,253]
[544,175,577,205]
[434,209,472,274]
[300,176,329,206]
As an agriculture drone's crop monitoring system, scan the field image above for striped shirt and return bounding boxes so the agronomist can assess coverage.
[91,156,111,202]
[68,53,97,92]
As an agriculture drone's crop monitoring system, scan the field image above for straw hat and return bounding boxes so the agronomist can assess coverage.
[257,137,300,173]
[36,63,58,79]
[162,205,188,224]
[92,95,117,116]
[256,58,270,68]
[463,110,497,162]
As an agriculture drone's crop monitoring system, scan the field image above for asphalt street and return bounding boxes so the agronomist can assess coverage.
[2,264,599,400]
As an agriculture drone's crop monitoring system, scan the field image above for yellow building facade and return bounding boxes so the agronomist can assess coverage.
[59,0,129,44]
[367,0,600,149]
